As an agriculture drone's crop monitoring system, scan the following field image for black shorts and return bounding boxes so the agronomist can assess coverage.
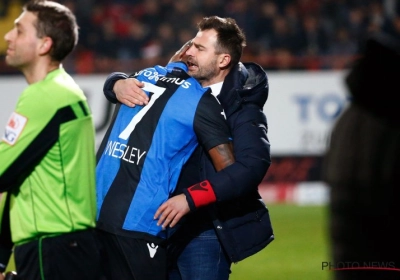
[14,229,104,280]
[97,229,167,280]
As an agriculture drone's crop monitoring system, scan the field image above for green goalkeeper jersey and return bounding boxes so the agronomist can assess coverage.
[0,68,96,245]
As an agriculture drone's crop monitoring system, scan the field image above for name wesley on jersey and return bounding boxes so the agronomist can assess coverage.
[104,140,146,165]
[133,69,192,89]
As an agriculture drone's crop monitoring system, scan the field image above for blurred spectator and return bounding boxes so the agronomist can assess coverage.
[295,0,321,17]
[298,15,330,56]
[1,0,398,73]
[367,1,388,31]
[320,0,348,32]
[269,48,303,70]
[325,28,358,69]
[346,6,369,50]
[383,0,400,19]
[268,16,301,55]
[386,15,400,40]
[225,0,257,42]
[329,28,358,56]
[254,1,278,53]
[197,0,225,17]
[96,19,120,59]
[164,0,194,31]
[153,22,179,59]
[140,0,164,32]
[283,2,303,35]
[118,18,150,60]
[323,32,400,280]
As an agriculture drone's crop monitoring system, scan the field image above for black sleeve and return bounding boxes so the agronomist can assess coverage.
[193,91,232,151]
[208,104,271,201]
[103,72,129,103]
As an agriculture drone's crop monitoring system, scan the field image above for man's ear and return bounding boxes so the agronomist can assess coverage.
[39,37,53,56]
[219,54,231,68]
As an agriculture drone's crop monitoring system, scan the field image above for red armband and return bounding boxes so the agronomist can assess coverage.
[185,180,216,208]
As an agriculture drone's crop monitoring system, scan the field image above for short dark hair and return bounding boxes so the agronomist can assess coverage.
[198,16,246,68]
[24,0,78,62]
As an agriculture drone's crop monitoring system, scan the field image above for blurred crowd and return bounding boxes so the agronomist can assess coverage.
[1,0,400,74]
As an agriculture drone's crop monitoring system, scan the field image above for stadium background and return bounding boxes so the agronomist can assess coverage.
[0,0,399,279]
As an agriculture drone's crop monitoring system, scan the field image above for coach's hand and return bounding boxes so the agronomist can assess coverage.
[113,78,149,107]
[154,194,190,229]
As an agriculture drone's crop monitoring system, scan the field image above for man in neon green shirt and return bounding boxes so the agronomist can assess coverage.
[0,1,102,279]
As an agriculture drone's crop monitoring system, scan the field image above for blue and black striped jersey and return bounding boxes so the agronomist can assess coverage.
[96,62,231,242]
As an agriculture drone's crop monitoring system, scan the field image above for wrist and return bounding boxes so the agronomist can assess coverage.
[183,180,216,210]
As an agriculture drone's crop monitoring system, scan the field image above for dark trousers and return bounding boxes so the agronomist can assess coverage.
[97,229,167,280]
[14,229,104,280]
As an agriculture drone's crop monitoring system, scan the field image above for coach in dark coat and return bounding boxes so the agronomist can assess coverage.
[171,61,274,263]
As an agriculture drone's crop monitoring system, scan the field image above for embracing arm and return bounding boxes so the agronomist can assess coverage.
[154,107,270,228]
[208,107,270,201]
[208,142,235,172]
[103,72,148,106]
[154,142,235,229]
[184,107,270,209]
[103,72,128,103]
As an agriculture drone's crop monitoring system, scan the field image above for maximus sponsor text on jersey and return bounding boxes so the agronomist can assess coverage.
[133,69,192,89]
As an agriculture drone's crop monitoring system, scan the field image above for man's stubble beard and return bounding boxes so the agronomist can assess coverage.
[189,57,219,87]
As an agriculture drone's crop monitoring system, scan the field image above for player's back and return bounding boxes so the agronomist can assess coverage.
[96,61,229,241]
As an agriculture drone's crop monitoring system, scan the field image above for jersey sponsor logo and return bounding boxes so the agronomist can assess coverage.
[147,243,158,258]
[133,69,162,81]
[104,140,146,165]
[2,112,27,145]
[159,76,191,89]
[133,69,192,89]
